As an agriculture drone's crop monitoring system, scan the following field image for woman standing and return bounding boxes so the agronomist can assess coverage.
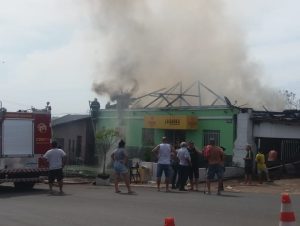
[111,140,134,194]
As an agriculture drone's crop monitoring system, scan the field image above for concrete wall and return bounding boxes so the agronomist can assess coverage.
[52,120,95,165]
[232,110,255,167]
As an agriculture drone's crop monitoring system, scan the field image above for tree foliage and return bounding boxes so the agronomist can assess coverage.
[96,129,119,175]
[280,90,300,110]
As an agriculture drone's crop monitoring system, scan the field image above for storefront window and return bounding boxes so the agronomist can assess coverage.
[203,130,220,146]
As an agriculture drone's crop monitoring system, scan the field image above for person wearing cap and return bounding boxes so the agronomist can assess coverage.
[111,140,134,194]
[177,142,191,191]
[205,138,224,195]
[43,141,66,194]
[187,141,201,191]
[152,137,174,192]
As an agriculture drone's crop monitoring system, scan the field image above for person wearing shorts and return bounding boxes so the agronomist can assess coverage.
[43,141,66,194]
[207,164,223,181]
[152,137,174,192]
[205,139,224,195]
[48,168,64,184]
[111,140,134,194]
[156,164,171,181]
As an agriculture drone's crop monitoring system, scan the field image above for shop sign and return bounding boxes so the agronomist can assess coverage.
[144,115,198,130]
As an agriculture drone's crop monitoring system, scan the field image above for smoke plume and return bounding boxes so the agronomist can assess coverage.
[89,0,284,110]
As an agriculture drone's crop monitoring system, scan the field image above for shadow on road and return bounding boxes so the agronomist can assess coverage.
[0,185,48,199]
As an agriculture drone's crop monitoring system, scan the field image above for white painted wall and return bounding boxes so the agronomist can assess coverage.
[253,122,300,139]
[232,110,256,167]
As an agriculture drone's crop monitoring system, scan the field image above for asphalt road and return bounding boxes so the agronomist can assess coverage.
[0,183,299,226]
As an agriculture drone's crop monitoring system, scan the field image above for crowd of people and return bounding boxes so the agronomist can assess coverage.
[150,136,279,195]
[243,145,278,185]
[152,136,225,195]
[110,136,278,195]
[43,137,279,195]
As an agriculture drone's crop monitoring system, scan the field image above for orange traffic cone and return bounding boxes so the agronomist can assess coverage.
[279,193,296,226]
[164,217,175,226]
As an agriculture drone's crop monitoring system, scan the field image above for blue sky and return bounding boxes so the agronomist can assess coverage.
[0,0,299,116]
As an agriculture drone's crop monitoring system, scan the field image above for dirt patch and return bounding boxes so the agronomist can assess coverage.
[223,178,300,195]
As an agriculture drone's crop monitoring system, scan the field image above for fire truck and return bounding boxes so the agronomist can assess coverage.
[0,104,51,189]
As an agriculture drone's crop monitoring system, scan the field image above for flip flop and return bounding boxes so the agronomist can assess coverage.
[115,190,121,193]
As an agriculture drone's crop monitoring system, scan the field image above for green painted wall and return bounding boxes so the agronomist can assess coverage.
[96,107,238,158]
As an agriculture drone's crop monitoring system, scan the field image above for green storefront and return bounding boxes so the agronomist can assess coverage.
[96,106,238,164]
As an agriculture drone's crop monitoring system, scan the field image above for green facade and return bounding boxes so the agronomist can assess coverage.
[96,106,238,161]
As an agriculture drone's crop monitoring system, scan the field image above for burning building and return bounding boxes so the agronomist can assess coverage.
[94,82,300,168]
[95,82,239,165]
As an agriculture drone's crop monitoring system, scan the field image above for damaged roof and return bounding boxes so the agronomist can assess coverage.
[251,110,300,123]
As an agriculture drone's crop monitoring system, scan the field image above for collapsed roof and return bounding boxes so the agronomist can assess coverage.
[251,110,300,124]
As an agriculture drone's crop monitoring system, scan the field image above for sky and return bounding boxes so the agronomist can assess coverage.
[0,0,299,117]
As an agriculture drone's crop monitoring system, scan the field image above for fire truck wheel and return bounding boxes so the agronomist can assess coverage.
[14,182,35,190]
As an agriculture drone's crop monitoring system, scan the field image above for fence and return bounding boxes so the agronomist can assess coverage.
[281,139,300,164]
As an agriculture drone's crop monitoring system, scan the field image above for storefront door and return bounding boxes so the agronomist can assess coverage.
[165,130,186,148]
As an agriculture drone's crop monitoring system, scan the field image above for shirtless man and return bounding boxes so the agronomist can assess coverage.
[205,139,224,195]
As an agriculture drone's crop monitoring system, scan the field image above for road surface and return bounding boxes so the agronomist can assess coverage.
[0,181,299,226]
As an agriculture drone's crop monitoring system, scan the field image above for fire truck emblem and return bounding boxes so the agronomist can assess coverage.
[37,123,47,133]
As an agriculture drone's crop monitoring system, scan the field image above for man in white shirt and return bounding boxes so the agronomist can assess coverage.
[43,141,66,194]
[152,137,174,192]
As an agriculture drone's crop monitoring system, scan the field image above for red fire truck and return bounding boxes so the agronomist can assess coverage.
[0,105,51,189]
